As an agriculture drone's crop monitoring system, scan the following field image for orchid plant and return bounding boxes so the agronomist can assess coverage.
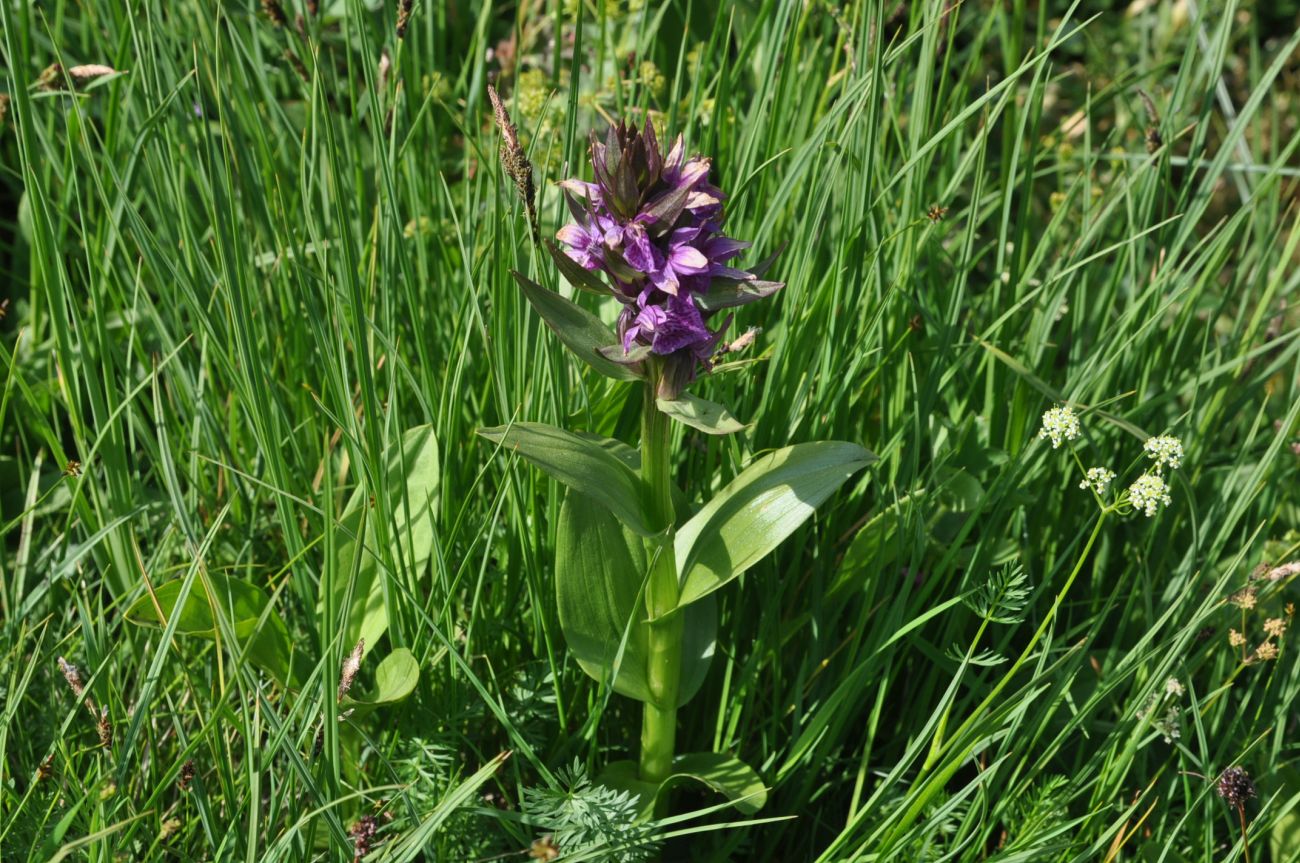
[481,117,874,818]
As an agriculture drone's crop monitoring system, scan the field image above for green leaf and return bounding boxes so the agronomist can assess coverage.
[668,752,768,815]
[1271,766,1300,863]
[695,278,783,312]
[656,394,748,435]
[597,342,652,366]
[675,441,875,608]
[557,490,715,706]
[478,423,655,536]
[125,573,296,686]
[513,270,642,381]
[329,425,441,657]
[599,752,767,820]
[346,647,419,712]
[828,491,924,599]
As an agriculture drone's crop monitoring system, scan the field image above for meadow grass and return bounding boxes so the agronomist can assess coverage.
[2,1,1300,860]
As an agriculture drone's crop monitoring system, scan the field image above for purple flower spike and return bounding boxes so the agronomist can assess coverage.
[555,120,782,398]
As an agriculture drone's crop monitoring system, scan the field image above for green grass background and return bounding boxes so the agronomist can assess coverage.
[2,0,1300,860]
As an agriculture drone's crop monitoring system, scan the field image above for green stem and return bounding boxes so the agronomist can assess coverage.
[880,511,1109,852]
[639,371,682,809]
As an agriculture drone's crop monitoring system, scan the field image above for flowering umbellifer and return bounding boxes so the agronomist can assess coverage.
[1037,405,1080,449]
[555,120,782,399]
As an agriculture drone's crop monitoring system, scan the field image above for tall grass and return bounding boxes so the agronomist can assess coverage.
[2,1,1299,860]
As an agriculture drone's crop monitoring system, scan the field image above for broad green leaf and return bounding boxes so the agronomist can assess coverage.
[478,423,655,536]
[599,752,767,820]
[828,491,924,599]
[346,647,419,713]
[125,573,295,686]
[557,490,715,706]
[513,270,642,381]
[656,394,747,435]
[328,425,441,657]
[1271,766,1300,862]
[675,441,876,608]
[668,752,767,815]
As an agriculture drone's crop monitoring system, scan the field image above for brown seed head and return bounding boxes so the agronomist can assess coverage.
[487,84,539,243]
[68,65,124,83]
[926,204,948,222]
[725,327,760,354]
[65,459,82,477]
[529,835,561,861]
[178,759,196,791]
[261,0,289,27]
[350,814,379,862]
[57,656,84,696]
[1216,767,1256,808]
[36,754,55,783]
[338,639,364,702]
[397,0,414,39]
[96,706,113,748]
[37,64,65,91]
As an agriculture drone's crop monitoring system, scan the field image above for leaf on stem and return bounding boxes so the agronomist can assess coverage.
[514,270,642,381]
[656,393,748,435]
[557,490,715,705]
[478,422,655,536]
[674,441,875,608]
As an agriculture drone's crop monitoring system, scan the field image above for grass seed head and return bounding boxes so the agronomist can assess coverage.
[397,0,414,39]
[487,85,538,242]
[338,638,364,702]
[261,0,288,27]
[529,836,561,861]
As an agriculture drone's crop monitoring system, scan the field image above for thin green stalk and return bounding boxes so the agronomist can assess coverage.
[925,509,1109,770]
[639,368,682,805]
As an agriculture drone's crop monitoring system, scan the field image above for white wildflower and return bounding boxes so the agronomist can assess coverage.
[1038,405,1081,449]
[1127,473,1172,517]
[1143,435,1184,471]
[1157,705,1181,743]
[1164,676,1184,697]
[1078,466,1116,495]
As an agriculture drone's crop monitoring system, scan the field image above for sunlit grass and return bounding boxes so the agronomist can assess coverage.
[2,1,1299,860]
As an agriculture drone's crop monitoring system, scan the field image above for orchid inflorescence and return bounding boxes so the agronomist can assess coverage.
[555,120,781,399]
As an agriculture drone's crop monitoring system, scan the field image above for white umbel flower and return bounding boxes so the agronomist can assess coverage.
[1164,676,1184,697]
[1078,467,1116,495]
[1143,435,1184,471]
[1038,405,1081,449]
[1128,473,1172,517]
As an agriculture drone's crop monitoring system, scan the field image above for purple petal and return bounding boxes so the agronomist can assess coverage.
[622,225,659,273]
[700,236,749,262]
[651,266,680,296]
[647,295,711,355]
[556,224,591,248]
[669,245,709,274]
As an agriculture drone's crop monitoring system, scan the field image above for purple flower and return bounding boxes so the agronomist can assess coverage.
[554,120,782,397]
